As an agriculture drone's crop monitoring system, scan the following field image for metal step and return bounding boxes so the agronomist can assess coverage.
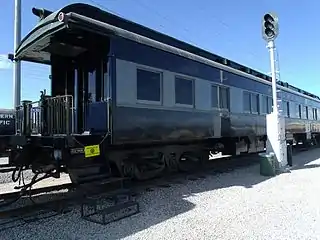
[81,199,139,225]
[83,188,133,205]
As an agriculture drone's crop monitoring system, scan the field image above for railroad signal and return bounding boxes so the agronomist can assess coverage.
[262,12,279,41]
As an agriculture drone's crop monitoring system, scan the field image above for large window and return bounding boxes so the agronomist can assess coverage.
[211,85,229,110]
[175,76,194,106]
[243,91,259,113]
[136,68,162,102]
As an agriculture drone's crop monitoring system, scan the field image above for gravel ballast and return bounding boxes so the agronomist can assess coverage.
[1,148,320,240]
[0,162,34,185]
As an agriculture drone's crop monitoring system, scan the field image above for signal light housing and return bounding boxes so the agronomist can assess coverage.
[262,12,279,41]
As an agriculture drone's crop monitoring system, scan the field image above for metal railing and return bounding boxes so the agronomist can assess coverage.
[15,95,75,136]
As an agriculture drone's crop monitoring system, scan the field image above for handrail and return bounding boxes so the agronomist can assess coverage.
[15,95,75,136]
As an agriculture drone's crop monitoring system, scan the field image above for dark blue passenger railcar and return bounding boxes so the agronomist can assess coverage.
[6,3,320,183]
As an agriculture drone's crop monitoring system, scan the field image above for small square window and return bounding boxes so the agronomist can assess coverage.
[136,68,161,102]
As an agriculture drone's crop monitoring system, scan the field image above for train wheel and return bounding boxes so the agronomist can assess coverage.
[163,147,183,173]
[122,152,166,181]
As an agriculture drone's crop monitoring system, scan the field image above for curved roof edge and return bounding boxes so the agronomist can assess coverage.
[15,7,65,58]
[17,3,228,65]
[16,3,320,101]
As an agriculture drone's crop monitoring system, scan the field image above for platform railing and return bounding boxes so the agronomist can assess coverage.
[15,95,75,136]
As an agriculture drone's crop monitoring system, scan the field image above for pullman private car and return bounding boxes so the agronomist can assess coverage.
[5,3,320,183]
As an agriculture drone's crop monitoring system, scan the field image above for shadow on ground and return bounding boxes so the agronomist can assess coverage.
[290,147,320,171]
[2,147,320,240]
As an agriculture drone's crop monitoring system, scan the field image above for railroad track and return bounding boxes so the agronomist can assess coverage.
[0,175,130,231]
[0,154,248,231]
[0,195,74,231]
[0,147,310,231]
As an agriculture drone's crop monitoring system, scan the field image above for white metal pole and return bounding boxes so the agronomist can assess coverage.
[13,0,21,108]
[268,40,278,115]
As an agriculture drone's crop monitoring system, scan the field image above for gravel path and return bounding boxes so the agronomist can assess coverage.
[1,149,320,240]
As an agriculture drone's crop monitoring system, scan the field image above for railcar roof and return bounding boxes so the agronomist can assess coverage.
[15,3,320,101]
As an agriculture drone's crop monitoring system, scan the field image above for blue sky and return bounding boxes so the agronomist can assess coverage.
[0,0,319,109]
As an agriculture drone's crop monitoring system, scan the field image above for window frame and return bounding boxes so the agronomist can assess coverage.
[210,83,230,111]
[174,75,195,108]
[243,90,259,114]
[136,66,163,106]
[219,86,230,110]
[243,91,251,113]
[251,93,259,114]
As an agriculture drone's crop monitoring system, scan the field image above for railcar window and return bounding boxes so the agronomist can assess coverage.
[313,108,318,120]
[296,104,301,118]
[261,96,268,114]
[137,69,161,102]
[251,94,259,113]
[243,91,259,113]
[175,77,194,106]
[211,85,218,108]
[243,92,251,112]
[282,101,290,117]
[219,87,229,109]
[305,106,309,119]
